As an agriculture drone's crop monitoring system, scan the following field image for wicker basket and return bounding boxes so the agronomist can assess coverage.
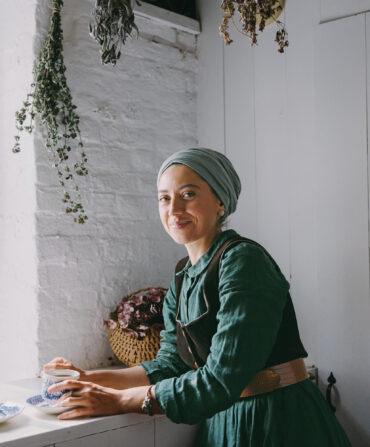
[108,287,166,367]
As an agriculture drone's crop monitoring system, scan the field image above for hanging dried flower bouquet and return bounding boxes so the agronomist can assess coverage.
[220,0,289,53]
[89,0,140,66]
[12,0,88,223]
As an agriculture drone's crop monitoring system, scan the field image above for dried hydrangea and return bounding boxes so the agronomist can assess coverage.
[104,288,167,340]
[220,0,289,53]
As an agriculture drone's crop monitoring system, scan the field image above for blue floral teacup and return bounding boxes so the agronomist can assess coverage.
[41,369,80,405]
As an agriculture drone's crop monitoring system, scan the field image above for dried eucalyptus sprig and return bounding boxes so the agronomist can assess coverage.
[89,0,140,66]
[12,0,88,224]
[220,0,289,53]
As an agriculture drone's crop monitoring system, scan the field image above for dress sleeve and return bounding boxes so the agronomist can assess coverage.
[139,276,190,384]
[153,242,290,424]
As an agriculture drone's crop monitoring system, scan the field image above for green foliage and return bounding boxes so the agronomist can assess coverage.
[12,0,88,224]
[89,0,196,66]
[89,0,140,66]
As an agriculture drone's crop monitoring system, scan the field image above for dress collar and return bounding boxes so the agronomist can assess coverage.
[175,229,238,278]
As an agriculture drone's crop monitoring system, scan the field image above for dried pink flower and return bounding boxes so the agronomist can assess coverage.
[104,319,117,330]
[105,287,167,340]
[123,303,134,313]
[131,295,143,305]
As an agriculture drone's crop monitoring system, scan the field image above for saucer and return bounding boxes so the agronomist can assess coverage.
[0,401,24,423]
[26,394,70,415]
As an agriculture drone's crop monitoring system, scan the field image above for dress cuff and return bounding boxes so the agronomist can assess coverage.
[139,360,174,384]
[153,377,177,421]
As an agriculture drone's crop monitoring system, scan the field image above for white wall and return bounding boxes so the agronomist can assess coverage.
[0,0,39,381]
[33,0,198,373]
[197,0,319,356]
[315,12,370,445]
[196,0,370,445]
[0,0,198,379]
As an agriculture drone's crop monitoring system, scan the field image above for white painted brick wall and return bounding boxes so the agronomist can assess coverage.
[0,0,199,378]
[0,0,39,382]
[34,0,198,371]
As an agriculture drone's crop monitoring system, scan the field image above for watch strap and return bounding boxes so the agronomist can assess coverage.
[141,385,154,416]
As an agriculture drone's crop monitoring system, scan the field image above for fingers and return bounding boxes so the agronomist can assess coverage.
[59,407,91,420]
[43,357,72,371]
[54,384,123,420]
[48,379,90,394]
[53,357,70,363]
[57,394,85,407]
[42,358,84,377]
[56,389,96,420]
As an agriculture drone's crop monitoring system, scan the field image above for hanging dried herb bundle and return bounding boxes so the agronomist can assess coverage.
[12,0,88,224]
[89,0,140,66]
[220,0,289,53]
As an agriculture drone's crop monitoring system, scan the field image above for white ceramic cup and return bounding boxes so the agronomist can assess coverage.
[42,369,80,405]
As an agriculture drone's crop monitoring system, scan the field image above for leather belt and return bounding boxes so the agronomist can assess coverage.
[240,358,309,398]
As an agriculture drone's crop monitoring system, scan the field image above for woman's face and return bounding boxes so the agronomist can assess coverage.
[157,164,225,250]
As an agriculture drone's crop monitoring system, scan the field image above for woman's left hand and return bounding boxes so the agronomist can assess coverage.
[48,380,145,420]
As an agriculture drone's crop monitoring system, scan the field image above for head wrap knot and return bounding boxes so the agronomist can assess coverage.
[157,147,241,218]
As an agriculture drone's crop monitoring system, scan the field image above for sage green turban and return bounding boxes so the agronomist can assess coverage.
[157,147,241,218]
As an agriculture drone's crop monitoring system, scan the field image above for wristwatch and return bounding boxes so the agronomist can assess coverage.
[141,385,154,416]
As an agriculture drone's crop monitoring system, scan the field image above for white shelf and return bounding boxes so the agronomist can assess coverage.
[134,2,200,35]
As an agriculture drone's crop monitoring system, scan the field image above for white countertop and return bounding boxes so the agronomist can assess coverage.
[0,377,155,447]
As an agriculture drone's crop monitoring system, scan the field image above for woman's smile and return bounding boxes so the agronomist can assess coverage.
[170,220,192,230]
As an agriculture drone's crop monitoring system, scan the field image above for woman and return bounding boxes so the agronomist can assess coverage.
[46,147,351,446]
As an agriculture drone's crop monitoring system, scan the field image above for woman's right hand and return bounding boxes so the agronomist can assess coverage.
[43,357,85,378]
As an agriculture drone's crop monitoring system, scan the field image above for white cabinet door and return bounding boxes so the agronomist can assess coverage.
[320,0,370,22]
[315,12,370,445]
[224,27,257,240]
[55,420,154,447]
[56,433,108,447]
[155,416,199,447]
[253,27,291,277]
[110,421,154,447]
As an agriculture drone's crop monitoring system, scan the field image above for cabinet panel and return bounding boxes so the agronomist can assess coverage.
[367,13,370,234]
[111,421,154,447]
[224,28,257,239]
[55,432,109,447]
[253,23,290,276]
[320,0,370,22]
[196,0,225,150]
[55,420,154,447]
[155,417,199,447]
[315,13,370,444]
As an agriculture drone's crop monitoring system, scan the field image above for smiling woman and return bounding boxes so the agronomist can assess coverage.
[43,148,351,447]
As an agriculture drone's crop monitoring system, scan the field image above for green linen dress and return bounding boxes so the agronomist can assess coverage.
[140,229,351,447]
